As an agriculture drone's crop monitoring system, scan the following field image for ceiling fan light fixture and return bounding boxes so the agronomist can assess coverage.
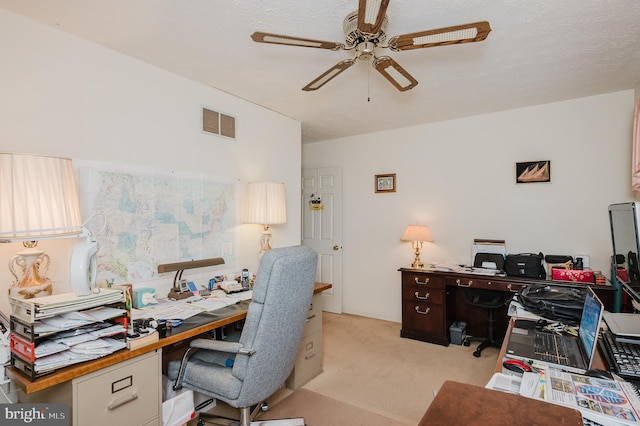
[251,2,491,92]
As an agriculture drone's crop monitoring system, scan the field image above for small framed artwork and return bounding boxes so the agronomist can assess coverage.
[375,174,396,193]
[516,160,551,184]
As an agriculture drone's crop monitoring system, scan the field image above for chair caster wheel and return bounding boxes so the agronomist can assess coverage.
[463,340,470,347]
[473,350,481,358]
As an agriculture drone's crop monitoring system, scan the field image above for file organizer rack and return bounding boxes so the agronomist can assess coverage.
[9,289,127,381]
[10,289,125,322]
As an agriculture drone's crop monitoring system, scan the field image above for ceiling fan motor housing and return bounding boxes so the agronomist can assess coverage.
[343,11,388,47]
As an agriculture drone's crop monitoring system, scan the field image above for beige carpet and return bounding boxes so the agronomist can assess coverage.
[298,313,499,425]
[196,313,499,426]
[255,388,407,426]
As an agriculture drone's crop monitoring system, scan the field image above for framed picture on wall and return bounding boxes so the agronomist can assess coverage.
[516,161,551,184]
[375,174,396,193]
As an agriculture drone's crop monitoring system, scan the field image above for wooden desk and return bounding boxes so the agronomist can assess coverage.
[418,380,583,425]
[399,268,616,346]
[8,281,332,395]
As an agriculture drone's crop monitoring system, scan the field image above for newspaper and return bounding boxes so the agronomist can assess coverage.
[542,368,640,426]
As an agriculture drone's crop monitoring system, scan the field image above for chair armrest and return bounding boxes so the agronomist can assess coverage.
[190,338,254,355]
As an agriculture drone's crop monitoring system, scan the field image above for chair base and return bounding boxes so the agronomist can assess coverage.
[463,336,502,358]
[197,402,271,426]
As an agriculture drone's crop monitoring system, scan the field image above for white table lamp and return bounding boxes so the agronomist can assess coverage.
[0,153,84,297]
[244,181,287,256]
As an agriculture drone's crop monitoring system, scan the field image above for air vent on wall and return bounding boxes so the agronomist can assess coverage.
[203,107,236,139]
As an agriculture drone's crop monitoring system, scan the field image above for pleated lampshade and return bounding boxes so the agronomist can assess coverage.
[0,153,83,241]
[244,181,287,225]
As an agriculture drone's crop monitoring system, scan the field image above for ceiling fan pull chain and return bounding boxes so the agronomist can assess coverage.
[367,56,371,102]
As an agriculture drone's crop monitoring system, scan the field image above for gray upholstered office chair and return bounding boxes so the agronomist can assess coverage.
[168,245,318,426]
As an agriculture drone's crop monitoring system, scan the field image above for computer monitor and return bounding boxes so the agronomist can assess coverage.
[608,202,640,299]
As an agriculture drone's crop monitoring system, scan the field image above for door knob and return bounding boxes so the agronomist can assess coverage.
[333,245,341,251]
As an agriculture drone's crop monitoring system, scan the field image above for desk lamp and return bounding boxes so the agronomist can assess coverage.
[158,257,225,300]
[244,181,287,257]
[400,224,433,269]
[0,153,84,298]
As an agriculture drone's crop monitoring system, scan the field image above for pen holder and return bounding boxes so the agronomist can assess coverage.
[156,319,167,338]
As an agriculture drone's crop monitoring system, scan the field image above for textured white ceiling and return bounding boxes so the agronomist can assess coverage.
[2,0,640,143]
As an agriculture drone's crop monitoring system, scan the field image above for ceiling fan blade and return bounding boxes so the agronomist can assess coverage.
[373,56,418,92]
[357,0,390,35]
[302,60,356,91]
[251,32,345,50]
[388,21,491,51]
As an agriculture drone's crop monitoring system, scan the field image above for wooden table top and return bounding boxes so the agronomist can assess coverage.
[8,281,332,394]
[418,380,583,425]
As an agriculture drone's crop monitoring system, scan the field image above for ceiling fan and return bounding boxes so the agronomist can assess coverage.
[250,0,491,92]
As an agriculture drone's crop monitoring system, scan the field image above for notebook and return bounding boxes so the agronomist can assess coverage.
[504,286,604,374]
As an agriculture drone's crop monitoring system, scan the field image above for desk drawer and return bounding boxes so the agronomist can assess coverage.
[402,287,444,305]
[403,273,444,290]
[303,294,322,337]
[74,350,161,426]
[402,302,445,335]
[286,330,323,389]
[445,276,520,293]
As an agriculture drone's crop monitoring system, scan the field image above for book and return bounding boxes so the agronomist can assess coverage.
[525,368,640,426]
[127,329,159,350]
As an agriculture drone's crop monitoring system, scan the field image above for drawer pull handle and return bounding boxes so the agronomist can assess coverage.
[414,291,430,300]
[507,283,518,293]
[305,352,317,360]
[306,314,317,322]
[456,279,472,287]
[107,393,138,410]
[414,277,429,285]
[415,306,430,315]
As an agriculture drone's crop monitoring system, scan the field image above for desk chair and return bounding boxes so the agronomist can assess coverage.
[168,245,318,426]
[462,288,510,357]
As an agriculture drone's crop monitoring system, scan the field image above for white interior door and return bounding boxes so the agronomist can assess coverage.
[302,167,343,313]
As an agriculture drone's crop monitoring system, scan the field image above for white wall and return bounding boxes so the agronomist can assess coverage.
[0,10,302,317]
[303,90,638,323]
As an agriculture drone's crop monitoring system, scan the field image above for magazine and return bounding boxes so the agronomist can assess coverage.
[541,368,640,426]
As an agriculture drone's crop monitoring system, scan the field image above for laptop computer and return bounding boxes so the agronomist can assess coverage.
[603,312,640,340]
[504,286,604,374]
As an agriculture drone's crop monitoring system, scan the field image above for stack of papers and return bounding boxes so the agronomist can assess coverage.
[131,294,242,321]
[34,338,127,372]
[25,321,127,372]
[32,306,127,336]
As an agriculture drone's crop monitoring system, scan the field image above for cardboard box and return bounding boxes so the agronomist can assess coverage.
[551,269,595,284]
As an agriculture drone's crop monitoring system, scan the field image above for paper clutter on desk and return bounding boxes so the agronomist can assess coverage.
[133,288,158,308]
